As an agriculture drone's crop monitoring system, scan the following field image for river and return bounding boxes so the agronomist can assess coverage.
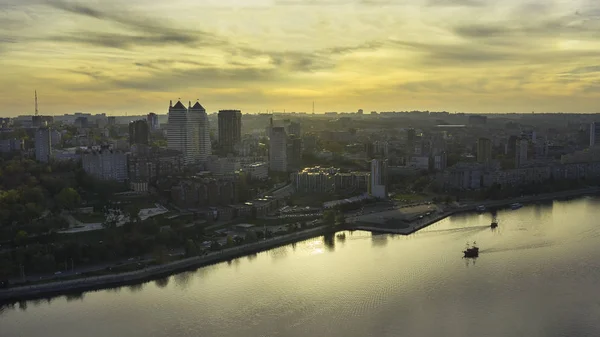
[2,197,600,337]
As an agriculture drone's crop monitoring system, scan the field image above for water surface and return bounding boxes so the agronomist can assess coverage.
[2,197,600,337]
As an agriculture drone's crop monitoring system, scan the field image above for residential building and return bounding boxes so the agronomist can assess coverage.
[516,139,529,168]
[287,121,301,136]
[218,110,242,154]
[269,127,287,172]
[128,148,183,183]
[167,100,188,161]
[129,120,149,145]
[82,146,128,182]
[590,122,600,147]
[35,127,52,162]
[189,101,211,165]
[287,135,303,168]
[242,162,269,181]
[171,177,238,209]
[293,166,369,193]
[477,137,492,163]
[206,155,240,175]
[167,100,211,166]
[0,139,23,153]
[147,113,159,130]
[370,159,388,199]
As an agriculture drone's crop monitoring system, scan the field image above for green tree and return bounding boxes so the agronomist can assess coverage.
[335,212,346,227]
[55,187,81,210]
[15,230,27,245]
[226,235,234,247]
[184,239,199,257]
[245,230,258,243]
[322,210,336,226]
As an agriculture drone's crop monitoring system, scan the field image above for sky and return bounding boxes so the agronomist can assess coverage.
[1,0,600,116]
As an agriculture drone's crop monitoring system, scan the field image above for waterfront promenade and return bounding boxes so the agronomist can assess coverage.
[352,186,600,234]
[0,226,330,303]
[2,186,598,303]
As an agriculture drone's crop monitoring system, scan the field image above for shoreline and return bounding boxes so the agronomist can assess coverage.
[352,186,600,235]
[2,186,599,303]
[0,226,331,303]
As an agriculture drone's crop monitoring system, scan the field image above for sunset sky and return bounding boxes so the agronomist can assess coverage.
[1,0,600,115]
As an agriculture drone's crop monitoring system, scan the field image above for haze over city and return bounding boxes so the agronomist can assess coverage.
[2,0,600,115]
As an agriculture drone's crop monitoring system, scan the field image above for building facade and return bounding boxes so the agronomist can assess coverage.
[82,147,128,182]
[35,127,52,162]
[269,127,287,172]
[477,137,492,163]
[370,159,388,199]
[167,100,211,166]
[147,113,159,130]
[218,110,242,154]
[129,120,149,145]
[590,122,600,147]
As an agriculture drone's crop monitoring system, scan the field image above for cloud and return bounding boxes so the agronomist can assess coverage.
[45,0,228,49]
[426,0,485,7]
[68,66,280,92]
[567,66,600,75]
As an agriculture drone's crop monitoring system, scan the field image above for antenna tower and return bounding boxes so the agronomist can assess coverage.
[35,90,38,116]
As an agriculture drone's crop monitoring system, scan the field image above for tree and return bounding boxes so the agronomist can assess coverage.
[55,187,81,211]
[226,235,234,247]
[245,230,258,243]
[322,210,336,226]
[335,212,346,227]
[184,239,199,257]
[15,230,27,245]
[153,245,168,264]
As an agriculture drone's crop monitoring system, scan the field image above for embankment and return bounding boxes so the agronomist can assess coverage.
[353,186,600,235]
[0,226,330,303]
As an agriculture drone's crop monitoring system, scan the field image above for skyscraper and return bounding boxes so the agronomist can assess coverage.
[35,127,52,163]
[476,137,492,163]
[129,120,149,145]
[269,127,287,172]
[218,110,242,154]
[189,101,211,164]
[167,100,187,160]
[370,159,388,199]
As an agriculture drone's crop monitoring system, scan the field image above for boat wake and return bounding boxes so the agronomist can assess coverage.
[480,241,555,253]
[423,225,489,234]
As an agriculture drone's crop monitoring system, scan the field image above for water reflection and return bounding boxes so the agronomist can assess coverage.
[18,301,27,311]
[5,197,600,337]
[64,292,85,302]
[323,234,335,251]
[173,272,193,290]
[154,277,169,288]
[127,283,145,293]
[371,233,388,247]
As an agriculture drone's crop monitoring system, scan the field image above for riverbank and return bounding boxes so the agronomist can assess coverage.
[0,226,331,303]
[352,186,600,235]
[3,186,599,303]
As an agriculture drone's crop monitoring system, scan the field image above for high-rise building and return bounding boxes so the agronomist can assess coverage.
[287,135,303,168]
[35,127,52,163]
[129,120,149,145]
[590,122,600,147]
[287,121,301,137]
[218,110,242,154]
[515,139,529,168]
[370,159,388,199]
[269,127,287,172]
[407,128,416,150]
[167,100,211,166]
[167,100,188,158]
[476,137,492,163]
[189,101,211,164]
[147,113,159,130]
[107,116,116,126]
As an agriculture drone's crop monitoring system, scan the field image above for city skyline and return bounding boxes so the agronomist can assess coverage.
[2,0,600,115]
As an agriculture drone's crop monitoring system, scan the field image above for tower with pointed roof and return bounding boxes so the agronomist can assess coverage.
[167,100,188,162]
[167,99,211,166]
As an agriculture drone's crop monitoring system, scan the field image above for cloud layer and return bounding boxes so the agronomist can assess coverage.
[1,0,600,114]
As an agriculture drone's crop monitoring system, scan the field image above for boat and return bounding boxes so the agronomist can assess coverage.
[475,205,486,212]
[510,203,523,210]
[463,242,479,258]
